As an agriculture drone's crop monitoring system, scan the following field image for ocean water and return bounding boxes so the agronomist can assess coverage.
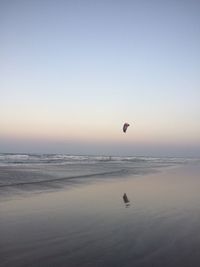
[0,153,188,191]
[1,154,200,267]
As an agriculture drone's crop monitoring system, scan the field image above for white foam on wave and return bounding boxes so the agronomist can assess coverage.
[0,153,193,167]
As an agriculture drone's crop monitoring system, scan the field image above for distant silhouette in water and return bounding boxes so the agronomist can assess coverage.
[123,193,130,207]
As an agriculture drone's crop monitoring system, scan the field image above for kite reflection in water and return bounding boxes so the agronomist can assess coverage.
[123,193,130,207]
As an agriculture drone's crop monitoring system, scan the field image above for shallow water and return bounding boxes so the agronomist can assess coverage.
[0,154,186,199]
[1,163,200,267]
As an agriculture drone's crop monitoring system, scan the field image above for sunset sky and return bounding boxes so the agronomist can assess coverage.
[1,0,200,156]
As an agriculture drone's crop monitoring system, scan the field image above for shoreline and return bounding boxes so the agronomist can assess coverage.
[0,160,187,203]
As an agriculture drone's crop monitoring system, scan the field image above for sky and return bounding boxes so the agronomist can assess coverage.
[1,0,200,156]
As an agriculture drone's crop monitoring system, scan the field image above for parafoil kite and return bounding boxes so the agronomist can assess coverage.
[123,123,130,133]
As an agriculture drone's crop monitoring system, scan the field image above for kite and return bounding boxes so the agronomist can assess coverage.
[123,123,130,133]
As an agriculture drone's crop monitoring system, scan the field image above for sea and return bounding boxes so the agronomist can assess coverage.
[1,153,200,267]
[0,153,188,191]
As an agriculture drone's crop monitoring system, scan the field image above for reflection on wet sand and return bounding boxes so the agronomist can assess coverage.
[123,193,130,207]
[1,164,200,267]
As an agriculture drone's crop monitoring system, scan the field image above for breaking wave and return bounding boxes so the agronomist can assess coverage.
[0,153,189,166]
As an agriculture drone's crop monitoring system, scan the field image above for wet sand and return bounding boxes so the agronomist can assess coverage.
[1,163,200,267]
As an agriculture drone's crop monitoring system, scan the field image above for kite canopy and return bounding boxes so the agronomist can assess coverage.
[123,123,130,133]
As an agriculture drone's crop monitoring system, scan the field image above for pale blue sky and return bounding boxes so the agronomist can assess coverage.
[1,0,200,156]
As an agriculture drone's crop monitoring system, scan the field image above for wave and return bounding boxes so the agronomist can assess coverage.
[0,154,193,195]
[0,153,190,166]
[0,169,128,188]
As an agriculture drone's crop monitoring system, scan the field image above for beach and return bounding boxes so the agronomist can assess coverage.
[2,0,200,266]
[0,155,200,266]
